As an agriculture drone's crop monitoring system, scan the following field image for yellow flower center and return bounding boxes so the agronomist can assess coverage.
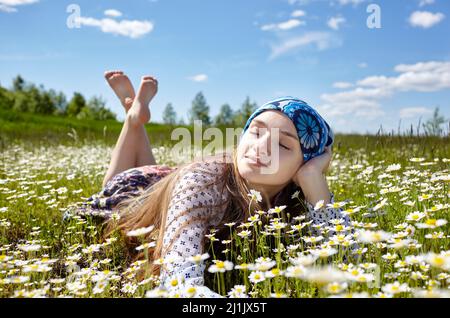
[187,287,196,294]
[373,233,382,241]
[271,268,280,275]
[216,261,225,269]
[432,257,444,267]
[329,285,339,293]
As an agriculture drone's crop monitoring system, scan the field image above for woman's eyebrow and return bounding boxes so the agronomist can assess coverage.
[251,119,298,141]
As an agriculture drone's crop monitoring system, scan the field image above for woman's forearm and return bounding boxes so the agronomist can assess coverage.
[297,171,332,206]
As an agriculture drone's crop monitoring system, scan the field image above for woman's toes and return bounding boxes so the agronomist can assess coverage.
[104,71,114,79]
[105,70,123,79]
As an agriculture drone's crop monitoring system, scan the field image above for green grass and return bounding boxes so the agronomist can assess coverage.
[0,112,449,298]
[0,108,180,147]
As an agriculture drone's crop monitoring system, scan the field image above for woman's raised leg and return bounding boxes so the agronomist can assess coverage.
[102,73,158,188]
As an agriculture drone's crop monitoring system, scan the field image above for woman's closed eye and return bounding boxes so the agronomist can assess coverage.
[250,129,290,150]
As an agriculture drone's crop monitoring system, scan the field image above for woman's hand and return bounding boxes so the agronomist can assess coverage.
[292,146,333,206]
[294,146,332,179]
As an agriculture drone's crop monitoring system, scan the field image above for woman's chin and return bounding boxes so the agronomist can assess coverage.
[238,167,271,183]
[237,165,258,178]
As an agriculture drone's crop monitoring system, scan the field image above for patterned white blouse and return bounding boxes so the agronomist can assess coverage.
[157,160,353,298]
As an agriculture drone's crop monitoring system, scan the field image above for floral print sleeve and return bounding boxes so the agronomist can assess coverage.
[303,192,359,255]
[158,161,228,298]
[304,192,352,232]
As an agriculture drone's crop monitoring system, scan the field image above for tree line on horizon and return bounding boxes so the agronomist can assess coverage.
[1,75,446,136]
[163,92,257,128]
[0,75,117,121]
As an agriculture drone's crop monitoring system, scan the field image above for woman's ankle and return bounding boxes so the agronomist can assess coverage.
[125,112,144,128]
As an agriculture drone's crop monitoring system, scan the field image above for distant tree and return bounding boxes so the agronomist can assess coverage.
[3,75,117,121]
[38,90,56,114]
[233,96,257,126]
[76,96,116,120]
[12,75,25,92]
[48,89,68,116]
[95,107,117,121]
[8,77,56,114]
[89,96,116,121]
[10,76,34,112]
[214,103,235,126]
[23,85,40,113]
[76,105,95,120]
[66,92,86,117]
[178,117,186,125]
[0,85,13,110]
[12,91,31,112]
[25,84,56,115]
[162,102,177,125]
[423,107,447,136]
[188,92,211,126]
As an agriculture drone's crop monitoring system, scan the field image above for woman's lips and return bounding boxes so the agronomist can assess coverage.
[245,155,268,167]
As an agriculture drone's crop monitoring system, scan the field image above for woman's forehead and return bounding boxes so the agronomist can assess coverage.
[252,110,296,132]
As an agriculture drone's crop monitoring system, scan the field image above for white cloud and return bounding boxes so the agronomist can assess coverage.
[320,87,388,119]
[337,0,365,6]
[289,0,365,6]
[261,18,305,31]
[287,0,311,5]
[0,0,38,12]
[358,62,368,68]
[319,61,450,120]
[261,24,275,31]
[75,16,154,39]
[419,0,435,7]
[291,10,306,17]
[279,19,304,30]
[104,9,122,18]
[268,31,340,60]
[327,16,346,30]
[409,11,445,28]
[394,61,448,73]
[357,61,450,92]
[0,4,15,11]
[333,81,353,89]
[0,0,37,5]
[399,107,433,119]
[188,74,208,82]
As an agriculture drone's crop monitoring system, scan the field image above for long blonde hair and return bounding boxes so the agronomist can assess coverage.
[102,145,306,277]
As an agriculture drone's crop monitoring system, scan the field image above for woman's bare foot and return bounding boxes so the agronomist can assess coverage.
[104,70,135,112]
[127,76,158,126]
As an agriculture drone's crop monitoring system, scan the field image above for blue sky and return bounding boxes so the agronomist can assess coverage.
[0,0,449,134]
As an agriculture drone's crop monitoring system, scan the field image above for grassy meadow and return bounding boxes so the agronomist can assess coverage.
[0,110,449,298]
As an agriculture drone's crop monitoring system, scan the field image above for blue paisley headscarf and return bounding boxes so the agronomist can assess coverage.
[241,96,334,163]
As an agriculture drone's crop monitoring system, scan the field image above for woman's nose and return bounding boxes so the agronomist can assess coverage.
[254,129,271,156]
